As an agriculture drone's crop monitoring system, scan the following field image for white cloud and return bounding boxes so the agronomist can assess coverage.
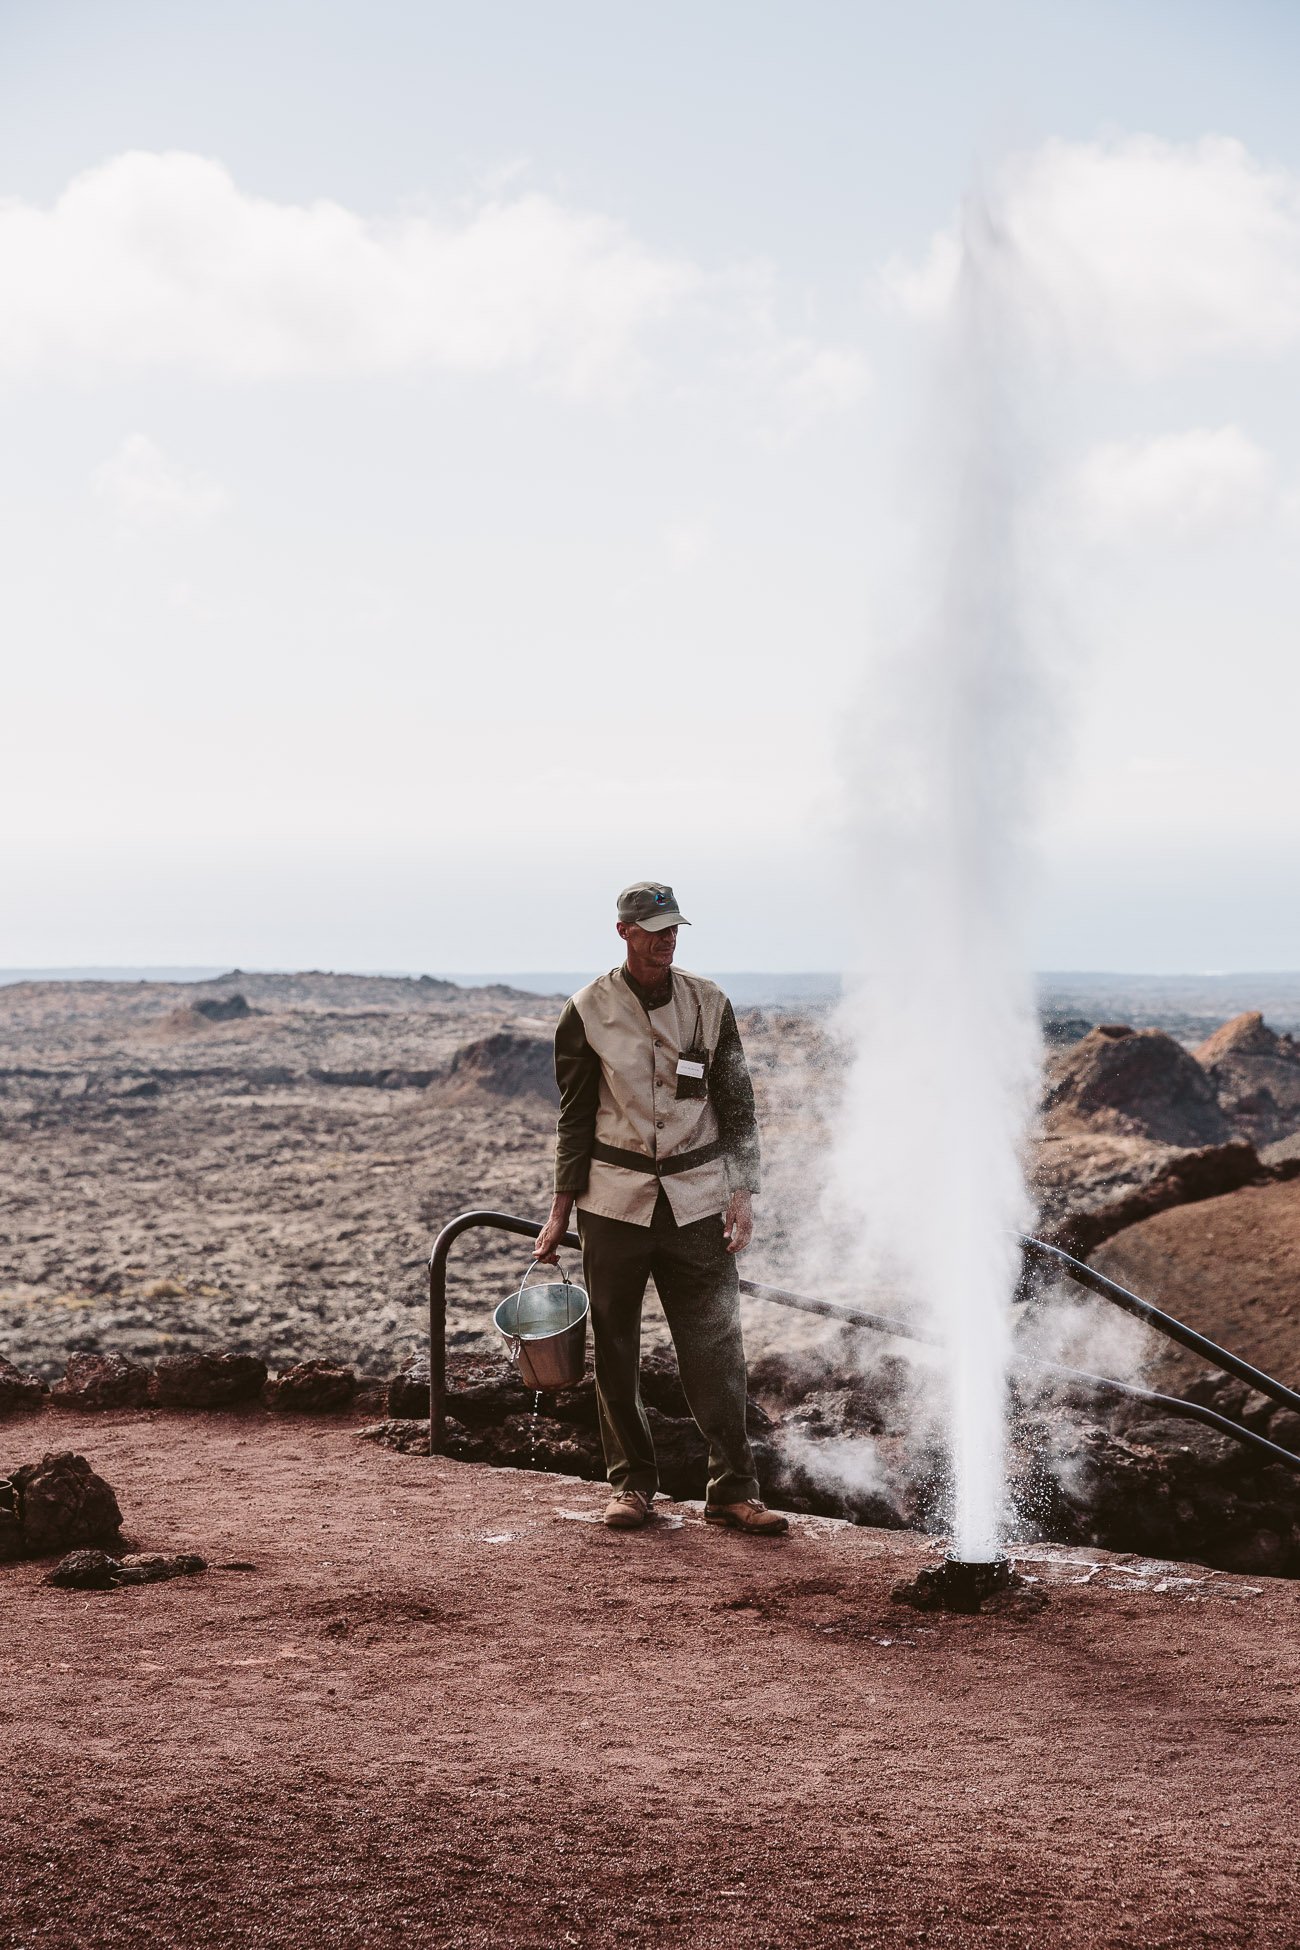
[663,518,711,566]
[0,149,867,415]
[1070,426,1277,543]
[884,135,1300,368]
[92,432,229,529]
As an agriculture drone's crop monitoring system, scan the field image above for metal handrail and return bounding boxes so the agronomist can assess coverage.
[427,1210,1300,1474]
[1018,1234,1300,1418]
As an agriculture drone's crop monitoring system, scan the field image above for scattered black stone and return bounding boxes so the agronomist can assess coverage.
[45,1548,206,1590]
[113,1552,207,1586]
[45,1548,119,1589]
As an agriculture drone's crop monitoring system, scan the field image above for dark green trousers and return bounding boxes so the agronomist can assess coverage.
[577,1189,759,1507]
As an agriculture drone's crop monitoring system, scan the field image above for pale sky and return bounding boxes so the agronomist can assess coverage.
[3,0,1299,974]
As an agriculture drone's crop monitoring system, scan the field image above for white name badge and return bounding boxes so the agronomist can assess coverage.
[676,1058,705,1079]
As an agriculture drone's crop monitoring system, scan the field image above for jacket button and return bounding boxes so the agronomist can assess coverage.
[656,1120,665,1129]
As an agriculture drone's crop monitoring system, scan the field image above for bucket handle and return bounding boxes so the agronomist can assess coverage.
[520,1255,585,1295]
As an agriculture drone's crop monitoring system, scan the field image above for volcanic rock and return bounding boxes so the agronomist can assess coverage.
[444,1031,558,1104]
[445,1410,604,1479]
[1194,1013,1300,1148]
[45,1548,206,1589]
[388,1353,435,1420]
[358,1419,432,1456]
[45,1548,120,1589]
[0,1478,22,1561]
[148,1349,268,1408]
[1268,1410,1300,1455]
[113,1551,207,1585]
[1034,1134,1262,1257]
[891,1558,1046,1616]
[0,1356,49,1415]
[192,993,252,1022]
[1042,1025,1229,1147]
[268,1359,356,1412]
[5,1451,124,1556]
[51,1351,151,1410]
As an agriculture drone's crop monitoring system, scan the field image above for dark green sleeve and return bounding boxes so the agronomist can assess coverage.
[713,1000,761,1194]
[553,1000,600,1194]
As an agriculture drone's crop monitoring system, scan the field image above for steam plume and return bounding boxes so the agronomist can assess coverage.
[831,197,1053,1561]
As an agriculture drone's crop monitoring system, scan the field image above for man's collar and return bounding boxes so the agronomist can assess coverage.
[622,963,673,1012]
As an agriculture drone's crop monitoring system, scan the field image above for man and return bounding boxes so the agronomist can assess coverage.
[533,881,788,1536]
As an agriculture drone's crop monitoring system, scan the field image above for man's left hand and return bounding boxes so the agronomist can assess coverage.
[723,1190,753,1255]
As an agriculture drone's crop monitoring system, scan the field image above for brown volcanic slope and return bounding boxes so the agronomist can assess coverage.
[2,1409,1298,1950]
[1093,1175,1300,1390]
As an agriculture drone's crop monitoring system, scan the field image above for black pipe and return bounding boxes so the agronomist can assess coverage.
[1018,1234,1300,1419]
[740,1273,1300,1472]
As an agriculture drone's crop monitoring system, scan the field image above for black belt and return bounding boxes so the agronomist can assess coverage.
[590,1137,726,1179]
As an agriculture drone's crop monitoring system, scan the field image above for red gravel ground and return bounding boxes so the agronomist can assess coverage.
[2,1410,1298,1950]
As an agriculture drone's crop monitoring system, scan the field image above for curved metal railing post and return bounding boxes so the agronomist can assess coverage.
[427,1210,579,1452]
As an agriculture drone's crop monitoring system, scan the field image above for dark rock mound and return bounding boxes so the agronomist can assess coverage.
[445,1032,558,1105]
[1,1452,123,1559]
[51,1352,151,1411]
[892,1558,1046,1616]
[0,1356,49,1415]
[148,1350,268,1409]
[1194,1012,1300,1148]
[192,993,252,1022]
[1042,1025,1229,1147]
[269,1359,356,1412]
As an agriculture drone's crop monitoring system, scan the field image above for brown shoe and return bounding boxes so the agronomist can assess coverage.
[604,1489,654,1530]
[705,1498,789,1536]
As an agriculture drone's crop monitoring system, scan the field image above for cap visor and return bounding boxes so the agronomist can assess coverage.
[639,911,689,932]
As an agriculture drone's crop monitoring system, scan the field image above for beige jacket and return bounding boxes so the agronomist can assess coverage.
[553,966,759,1227]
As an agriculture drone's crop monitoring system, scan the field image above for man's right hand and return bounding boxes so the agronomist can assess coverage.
[534,1193,576,1264]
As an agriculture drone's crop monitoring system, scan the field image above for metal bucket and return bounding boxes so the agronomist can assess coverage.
[493,1260,589,1392]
